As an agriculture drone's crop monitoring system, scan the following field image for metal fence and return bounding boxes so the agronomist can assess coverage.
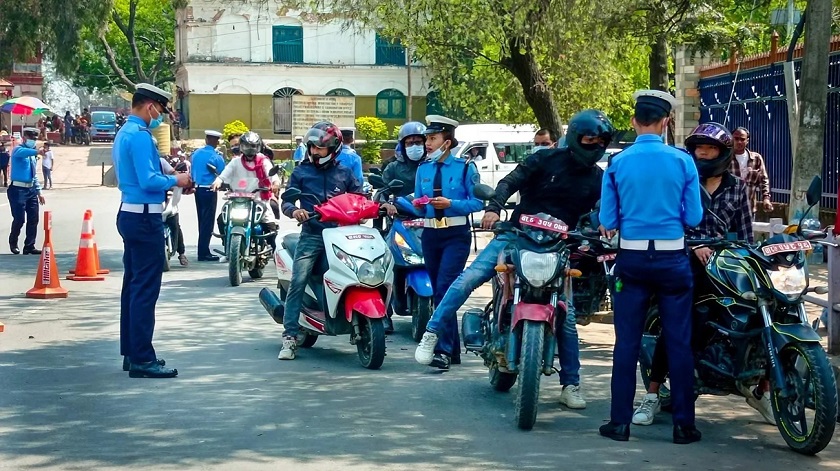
[698,53,840,209]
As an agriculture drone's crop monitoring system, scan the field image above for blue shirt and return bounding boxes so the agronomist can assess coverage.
[191,145,226,185]
[293,144,305,162]
[10,144,40,191]
[336,145,363,185]
[405,154,483,218]
[112,115,176,204]
[0,149,10,167]
[600,134,702,239]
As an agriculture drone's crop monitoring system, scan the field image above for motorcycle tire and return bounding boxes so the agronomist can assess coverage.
[490,366,517,392]
[515,320,545,430]
[297,332,318,348]
[228,234,243,287]
[248,266,264,280]
[410,294,433,343]
[639,305,674,411]
[163,251,170,273]
[357,316,386,370]
[771,342,837,455]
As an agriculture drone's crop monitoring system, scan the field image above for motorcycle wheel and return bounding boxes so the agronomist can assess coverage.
[515,320,545,430]
[228,234,243,286]
[410,294,433,343]
[163,250,170,272]
[249,266,264,279]
[490,366,517,392]
[639,305,674,411]
[297,332,318,348]
[357,317,386,370]
[771,342,837,455]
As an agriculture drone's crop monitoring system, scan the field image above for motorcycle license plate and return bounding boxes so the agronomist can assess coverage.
[597,253,616,262]
[519,214,568,233]
[403,219,425,228]
[228,192,255,199]
[761,240,812,256]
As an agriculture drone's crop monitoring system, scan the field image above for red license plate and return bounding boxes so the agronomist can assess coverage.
[519,214,568,233]
[227,192,254,199]
[761,240,812,256]
[403,219,425,228]
[597,253,617,262]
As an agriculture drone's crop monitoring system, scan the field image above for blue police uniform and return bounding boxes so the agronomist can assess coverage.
[113,112,177,366]
[191,141,226,259]
[336,144,363,185]
[600,114,703,432]
[7,139,41,252]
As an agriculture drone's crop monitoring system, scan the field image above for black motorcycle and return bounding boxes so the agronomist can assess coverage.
[569,207,618,325]
[639,176,837,455]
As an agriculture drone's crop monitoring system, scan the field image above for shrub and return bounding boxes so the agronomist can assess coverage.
[223,120,249,141]
[355,116,389,164]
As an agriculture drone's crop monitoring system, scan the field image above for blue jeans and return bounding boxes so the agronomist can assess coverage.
[427,238,581,384]
[282,232,325,338]
[7,185,39,249]
[42,167,52,188]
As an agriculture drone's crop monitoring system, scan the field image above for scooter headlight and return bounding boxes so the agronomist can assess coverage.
[519,251,560,288]
[767,266,807,297]
[395,232,423,265]
[333,246,388,286]
[229,204,251,223]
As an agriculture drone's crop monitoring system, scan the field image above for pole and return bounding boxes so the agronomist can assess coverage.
[788,0,832,223]
[406,48,413,120]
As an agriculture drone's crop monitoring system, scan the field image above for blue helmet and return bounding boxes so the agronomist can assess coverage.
[397,121,427,162]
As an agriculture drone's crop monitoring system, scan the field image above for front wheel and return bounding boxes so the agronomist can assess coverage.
[410,294,433,342]
[771,342,837,455]
[357,316,386,370]
[515,320,545,430]
[228,234,243,287]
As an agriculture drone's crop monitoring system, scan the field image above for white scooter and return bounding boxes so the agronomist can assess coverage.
[259,183,402,369]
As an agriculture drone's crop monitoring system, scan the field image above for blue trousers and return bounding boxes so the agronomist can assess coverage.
[117,211,166,364]
[195,188,217,258]
[282,232,325,338]
[610,248,695,426]
[422,225,472,357]
[7,185,39,249]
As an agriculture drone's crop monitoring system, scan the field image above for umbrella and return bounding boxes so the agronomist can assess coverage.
[1,96,53,115]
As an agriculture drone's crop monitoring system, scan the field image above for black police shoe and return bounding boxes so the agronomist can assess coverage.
[23,246,41,255]
[123,356,165,372]
[673,425,702,444]
[430,353,450,370]
[10,245,20,255]
[599,422,630,442]
[129,361,178,378]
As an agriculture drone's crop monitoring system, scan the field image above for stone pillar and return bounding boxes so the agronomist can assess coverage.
[674,45,712,146]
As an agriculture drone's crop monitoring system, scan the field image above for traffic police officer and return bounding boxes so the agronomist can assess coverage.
[598,90,704,444]
[190,129,225,261]
[114,83,191,378]
[8,127,45,255]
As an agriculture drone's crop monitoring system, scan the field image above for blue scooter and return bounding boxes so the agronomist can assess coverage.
[370,175,434,341]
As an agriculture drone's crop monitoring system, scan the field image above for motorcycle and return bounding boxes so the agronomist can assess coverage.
[369,174,434,341]
[207,164,276,287]
[569,207,618,325]
[259,184,401,369]
[161,187,182,273]
[461,184,604,430]
[73,124,91,146]
[638,176,837,455]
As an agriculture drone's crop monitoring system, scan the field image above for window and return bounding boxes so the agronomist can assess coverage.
[375,89,405,119]
[375,33,405,66]
[272,25,303,63]
[326,88,354,97]
[495,143,532,163]
[273,87,301,134]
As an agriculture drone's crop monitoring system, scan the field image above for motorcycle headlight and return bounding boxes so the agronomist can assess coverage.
[229,205,250,223]
[333,246,388,286]
[395,232,423,265]
[519,251,560,288]
[767,266,807,296]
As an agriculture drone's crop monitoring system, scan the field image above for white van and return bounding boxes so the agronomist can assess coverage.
[452,124,538,193]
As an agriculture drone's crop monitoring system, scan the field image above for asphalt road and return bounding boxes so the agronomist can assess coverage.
[1,180,840,469]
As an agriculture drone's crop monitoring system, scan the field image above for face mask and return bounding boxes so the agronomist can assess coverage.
[429,143,449,161]
[532,145,551,153]
[25,139,36,148]
[147,105,164,130]
[405,144,425,161]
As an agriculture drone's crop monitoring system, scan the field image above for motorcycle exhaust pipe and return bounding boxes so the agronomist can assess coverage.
[259,288,285,324]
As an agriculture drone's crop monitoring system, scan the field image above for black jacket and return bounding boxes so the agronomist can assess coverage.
[381,159,421,197]
[281,160,363,234]
[487,148,603,228]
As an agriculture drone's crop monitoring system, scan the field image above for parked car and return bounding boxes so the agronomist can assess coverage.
[89,111,117,142]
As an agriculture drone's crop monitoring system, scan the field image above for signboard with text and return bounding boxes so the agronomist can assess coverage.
[291,96,356,137]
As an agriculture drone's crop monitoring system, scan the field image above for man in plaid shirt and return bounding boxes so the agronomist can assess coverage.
[729,127,773,215]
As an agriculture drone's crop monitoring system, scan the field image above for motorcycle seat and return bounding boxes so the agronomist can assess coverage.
[282,233,300,254]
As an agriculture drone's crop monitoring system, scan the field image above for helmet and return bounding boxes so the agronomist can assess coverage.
[685,122,733,179]
[304,121,343,169]
[239,131,262,160]
[397,121,427,162]
[565,109,615,167]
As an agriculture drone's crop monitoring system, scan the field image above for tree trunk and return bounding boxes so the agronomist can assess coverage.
[788,2,832,222]
[502,37,564,135]
[649,33,670,92]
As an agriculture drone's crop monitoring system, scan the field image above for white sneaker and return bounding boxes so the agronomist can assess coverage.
[746,388,776,425]
[414,332,438,365]
[632,393,661,425]
[559,385,587,409]
[277,337,297,360]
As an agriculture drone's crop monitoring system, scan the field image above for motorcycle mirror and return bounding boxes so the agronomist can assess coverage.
[368,174,385,189]
[368,167,382,176]
[473,184,496,201]
[806,176,822,207]
[282,188,302,202]
[387,179,404,193]
[268,165,280,177]
[206,163,217,175]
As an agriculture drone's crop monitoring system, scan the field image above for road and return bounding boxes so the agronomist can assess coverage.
[1,145,839,470]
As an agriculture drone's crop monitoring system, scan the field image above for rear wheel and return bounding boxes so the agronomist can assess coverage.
[490,366,517,392]
[515,320,545,430]
[410,294,433,342]
[228,234,243,286]
[297,332,318,348]
[357,317,386,370]
[249,266,264,279]
[639,305,673,410]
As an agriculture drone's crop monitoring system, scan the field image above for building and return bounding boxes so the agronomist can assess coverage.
[0,52,45,132]
[174,1,432,140]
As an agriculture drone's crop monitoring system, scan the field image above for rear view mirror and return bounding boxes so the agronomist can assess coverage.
[473,184,496,201]
[368,167,382,176]
[268,165,280,177]
[282,188,301,202]
[388,179,404,193]
[368,174,385,189]
[806,176,822,207]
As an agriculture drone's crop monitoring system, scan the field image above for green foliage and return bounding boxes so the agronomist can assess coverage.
[391,125,401,140]
[355,116,389,164]
[223,120,250,141]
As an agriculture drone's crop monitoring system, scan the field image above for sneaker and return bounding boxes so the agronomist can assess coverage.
[746,388,776,425]
[558,384,587,409]
[277,336,297,360]
[632,393,661,425]
[414,332,438,365]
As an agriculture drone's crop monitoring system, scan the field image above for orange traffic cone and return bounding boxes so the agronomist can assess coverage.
[67,211,106,282]
[69,210,109,275]
[26,211,69,299]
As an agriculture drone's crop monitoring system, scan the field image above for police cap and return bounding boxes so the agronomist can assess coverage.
[424,115,459,135]
[134,83,172,113]
[204,130,222,138]
[632,89,677,115]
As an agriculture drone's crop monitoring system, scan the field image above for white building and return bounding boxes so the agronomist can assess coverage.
[175,1,433,139]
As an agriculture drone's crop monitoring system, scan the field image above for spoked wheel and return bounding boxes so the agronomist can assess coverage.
[515,320,545,430]
[410,293,433,342]
[357,316,386,370]
[228,234,243,286]
[771,342,837,455]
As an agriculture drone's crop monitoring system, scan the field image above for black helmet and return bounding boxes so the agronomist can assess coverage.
[685,122,733,179]
[304,121,343,169]
[240,131,262,160]
[565,109,615,167]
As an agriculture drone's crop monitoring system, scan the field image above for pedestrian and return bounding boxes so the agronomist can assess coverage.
[532,127,559,152]
[63,111,73,145]
[598,90,703,444]
[729,127,773,216]
[0,142,9,187]
[338,128,364,185]
[7,127,46,255]
[113,83,191,378]
[292,135,305,164]
[190,130,225,262]
[41,142,54,190]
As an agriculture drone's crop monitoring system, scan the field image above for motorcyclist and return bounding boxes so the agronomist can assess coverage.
[382,121,426,197]
[631,122,765,426]
[414,109,614,406]
[277,121,363,361]
[211,131,281,251]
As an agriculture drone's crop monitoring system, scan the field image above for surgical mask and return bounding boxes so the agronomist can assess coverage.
[405,144,425,161]
[147,105,164,130]
[429,144,449,161]
[24,139,36,148]
[532,145,551,153]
